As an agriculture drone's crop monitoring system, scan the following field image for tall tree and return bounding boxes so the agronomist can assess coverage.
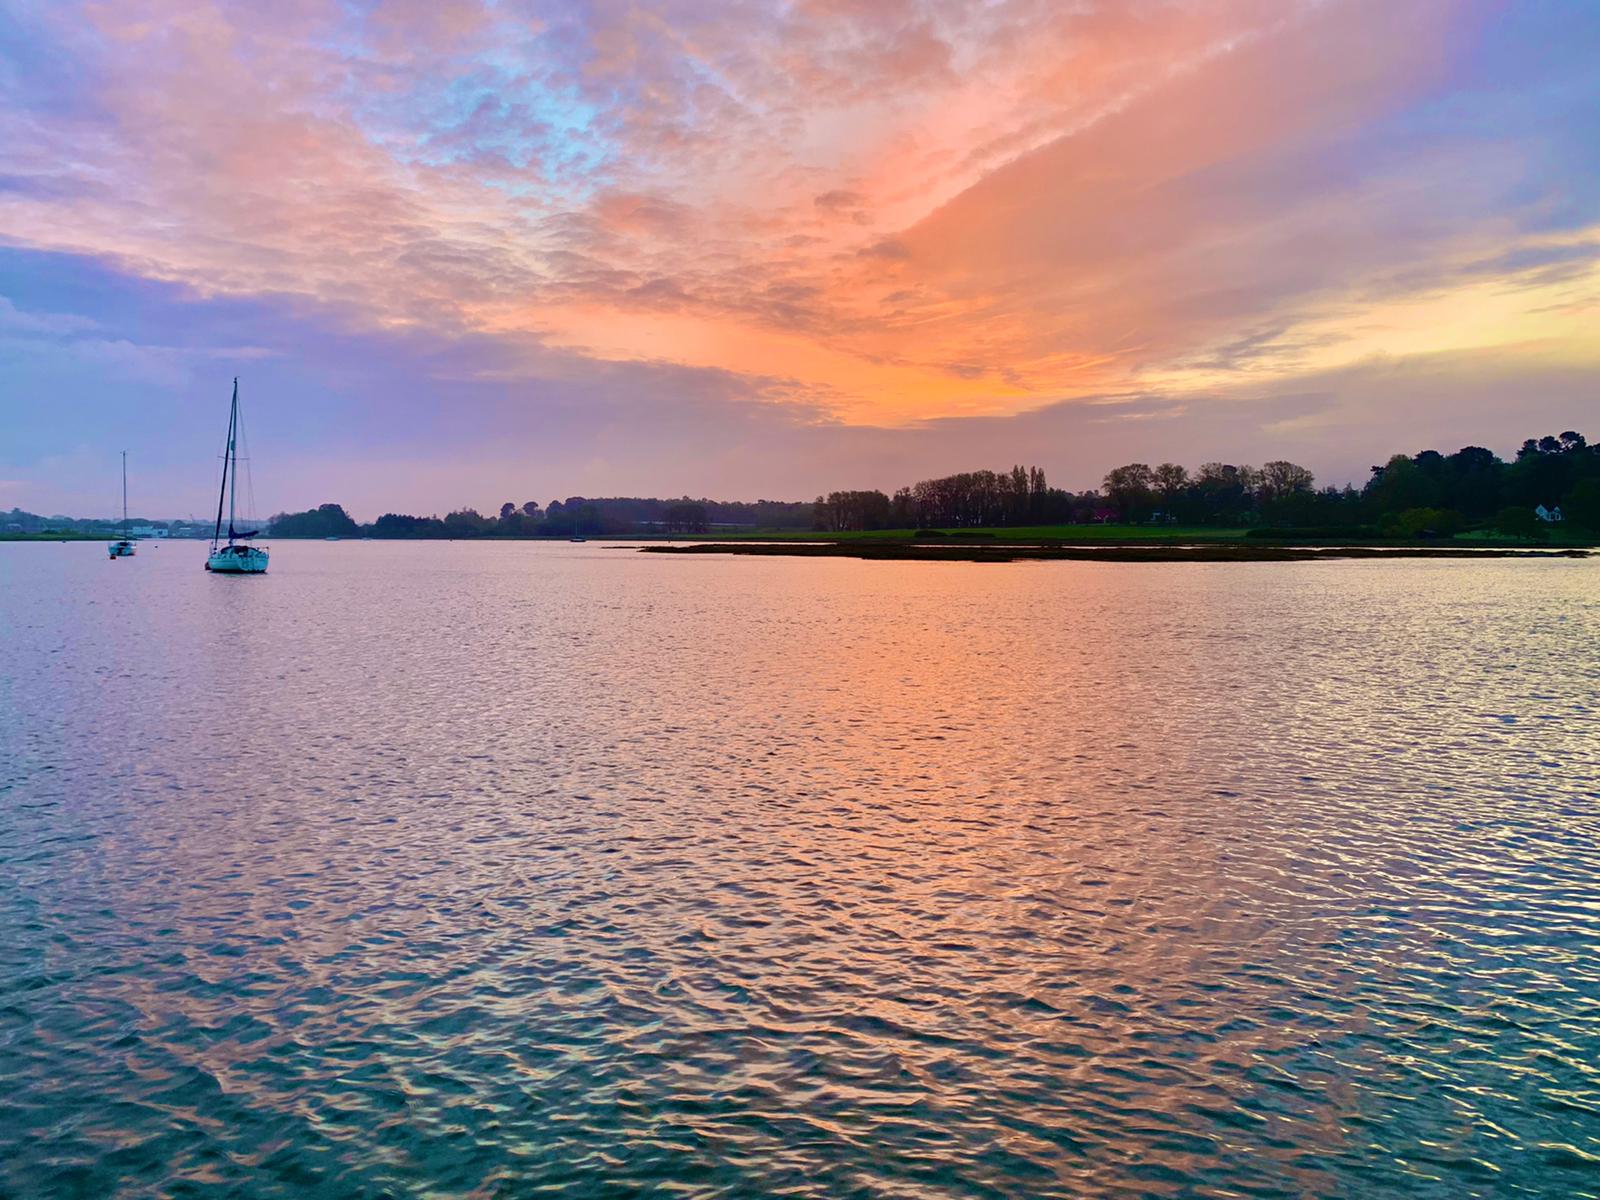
[1259,461,1315,500]
[1102,463,1155,521]
[1153,463,1189,510]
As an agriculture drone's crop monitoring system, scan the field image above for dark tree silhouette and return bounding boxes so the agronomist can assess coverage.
[254,430,1592,541]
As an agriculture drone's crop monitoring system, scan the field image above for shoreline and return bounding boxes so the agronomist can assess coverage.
[638,542,1592,563]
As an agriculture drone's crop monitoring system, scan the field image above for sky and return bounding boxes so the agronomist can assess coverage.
[1,0,1598,520]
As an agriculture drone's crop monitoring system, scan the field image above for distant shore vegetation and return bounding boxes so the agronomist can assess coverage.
[262,430,1597,542]
[264,498,818,539]
[6,430,1595,543]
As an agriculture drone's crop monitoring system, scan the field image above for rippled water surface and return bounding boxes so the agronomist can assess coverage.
[2,541,1598,1198]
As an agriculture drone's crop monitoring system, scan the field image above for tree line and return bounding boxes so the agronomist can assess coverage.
[814,430,1596,535]
[264,428,1598,539]
[266,496,815,538]
[1,508,212,538]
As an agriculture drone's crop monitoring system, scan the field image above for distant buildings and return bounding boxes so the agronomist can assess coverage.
[1535,505,1564,523]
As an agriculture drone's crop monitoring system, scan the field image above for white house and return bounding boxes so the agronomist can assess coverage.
[1535,505,1563,523]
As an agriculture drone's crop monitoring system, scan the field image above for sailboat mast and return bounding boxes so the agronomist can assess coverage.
[212,379,236,547]
[121,450,128,537]
[227,384,237,544]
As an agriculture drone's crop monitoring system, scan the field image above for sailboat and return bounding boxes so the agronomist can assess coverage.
[108,451,136,558]
[205,378,269,574]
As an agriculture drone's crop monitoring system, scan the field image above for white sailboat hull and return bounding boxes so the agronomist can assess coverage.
[206,545,269,573]
[108,540,136,558]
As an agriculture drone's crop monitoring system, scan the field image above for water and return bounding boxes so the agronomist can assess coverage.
[2,541,1597,1198]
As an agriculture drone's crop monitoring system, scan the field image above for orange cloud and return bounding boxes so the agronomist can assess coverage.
[3,0,1592,438]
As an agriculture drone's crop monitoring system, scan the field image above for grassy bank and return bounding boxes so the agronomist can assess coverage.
[652,523,1598,549]
[641,542,1592,564]
[664,524,1246,543]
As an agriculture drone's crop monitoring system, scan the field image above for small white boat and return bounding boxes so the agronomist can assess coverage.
[205,378,269,574]
[108,450,136,559]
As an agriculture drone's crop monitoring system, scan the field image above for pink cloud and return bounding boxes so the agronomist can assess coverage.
[2,0,1591,447]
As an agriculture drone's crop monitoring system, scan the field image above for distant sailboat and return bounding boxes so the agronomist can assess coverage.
[108,451,136,558]
[205,379,269,574]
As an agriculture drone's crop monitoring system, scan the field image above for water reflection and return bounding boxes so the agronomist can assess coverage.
[1,543,1597,1197]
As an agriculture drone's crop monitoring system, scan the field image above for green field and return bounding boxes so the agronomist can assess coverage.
[645,541,1590,563]
[671,522,1596,548]
[689,524,1250,543]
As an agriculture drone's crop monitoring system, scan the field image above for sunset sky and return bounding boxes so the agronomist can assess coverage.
[2,0,1598,518]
